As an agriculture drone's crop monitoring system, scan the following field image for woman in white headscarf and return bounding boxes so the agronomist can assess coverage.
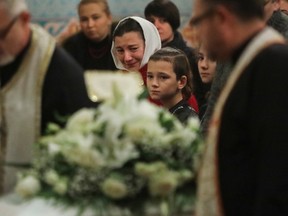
[111,16,198,110]
[111,16,161,85]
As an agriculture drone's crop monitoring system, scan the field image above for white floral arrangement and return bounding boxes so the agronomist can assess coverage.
[15,78,203,215]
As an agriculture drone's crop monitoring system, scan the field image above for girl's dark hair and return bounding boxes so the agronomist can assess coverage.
[144,0,180,31]
[149,47,193,100]
[112,18,145,41]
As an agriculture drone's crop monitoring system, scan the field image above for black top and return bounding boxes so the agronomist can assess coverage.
[62,31,117,71]
[0,33,98,133]
[165,31,205,108]
[198,83,212,121]
[169,99,198,124]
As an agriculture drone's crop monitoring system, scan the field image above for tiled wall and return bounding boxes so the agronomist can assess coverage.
[26,0,193,36]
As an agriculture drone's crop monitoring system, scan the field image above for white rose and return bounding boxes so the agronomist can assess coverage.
[44,170,59,185]
[135,162,167,178]
[149,171,179,197]
[53,179,68,195]
[101,178,128,199]
[103,115,125,144]
[15,175,41,198]
[64,144,105,169]
[134,100,160,120]
[125,117,165,143]
[47,142,60,155]
[66,108,95,132]
[62,133,105,169]
[104,140,139,168]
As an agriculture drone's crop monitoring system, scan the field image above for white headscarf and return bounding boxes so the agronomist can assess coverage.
[111,16,161,71]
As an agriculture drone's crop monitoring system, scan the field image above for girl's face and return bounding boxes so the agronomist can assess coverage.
[197,46,216,84]
[147,60,185,108]
[114,31,145,71]
[79,2,112,42]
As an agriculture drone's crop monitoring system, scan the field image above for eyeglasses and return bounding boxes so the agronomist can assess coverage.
[0,16,19,40]
[190,8,214,27]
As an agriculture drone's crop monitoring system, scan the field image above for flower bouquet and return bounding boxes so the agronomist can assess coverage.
[15,73,203,216]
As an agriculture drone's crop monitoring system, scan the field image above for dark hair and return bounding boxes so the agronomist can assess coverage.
[144,0,180,31]
[202,0,264,21]
[148,47,193,100]
[112,18,145,41]
[78,0,111,16]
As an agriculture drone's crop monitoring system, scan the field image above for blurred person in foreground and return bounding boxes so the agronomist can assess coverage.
[190,0,288,215]
[200,0,288,135]
[0,0,96,195]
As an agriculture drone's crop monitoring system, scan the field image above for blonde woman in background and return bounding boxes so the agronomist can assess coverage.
[62,0,117,70]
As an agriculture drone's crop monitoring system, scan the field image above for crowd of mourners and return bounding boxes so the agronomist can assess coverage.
[1,0,288,215]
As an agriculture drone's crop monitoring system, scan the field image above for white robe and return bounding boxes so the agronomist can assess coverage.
[0,24,55,194]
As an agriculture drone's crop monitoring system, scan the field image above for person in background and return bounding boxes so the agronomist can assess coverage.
[147,47,198,124]
[144,0,204,113]
[111,16,199,111]
[264,0,288,38]
[280,0,288,14]
[62,0,117,70]
[196,43,216,120]
[0,0,96,194]
[191,0,288,215]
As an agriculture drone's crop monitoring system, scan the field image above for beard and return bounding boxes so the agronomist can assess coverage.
[0,53,15,66]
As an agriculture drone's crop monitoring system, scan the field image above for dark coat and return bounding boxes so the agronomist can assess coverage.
[62,31,117,71]
[169,99,198,124]
[218,43,288,216]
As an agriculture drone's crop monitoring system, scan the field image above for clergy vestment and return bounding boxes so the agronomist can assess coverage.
[0,24,96,194]
[196,27,288,216]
